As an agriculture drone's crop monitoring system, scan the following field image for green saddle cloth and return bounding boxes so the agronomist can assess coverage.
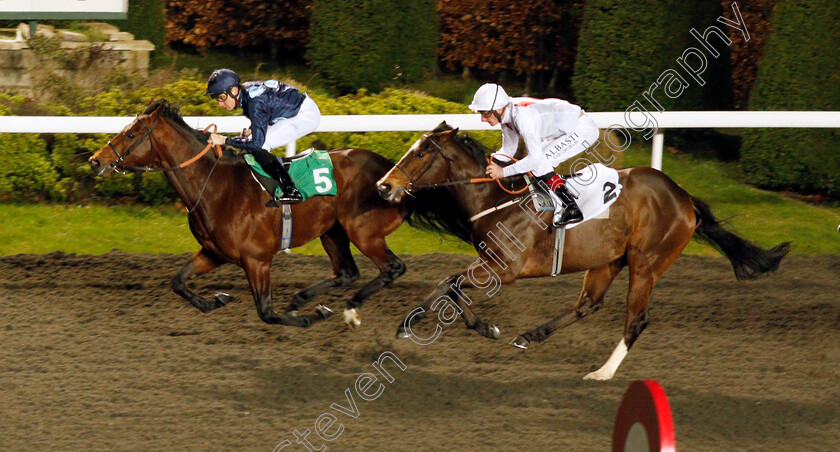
[244,150,337,201]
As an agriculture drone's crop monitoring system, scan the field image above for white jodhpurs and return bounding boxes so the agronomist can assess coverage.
[261,95,321,151]
[543,114,600,168]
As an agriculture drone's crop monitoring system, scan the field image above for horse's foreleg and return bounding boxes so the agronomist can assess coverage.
[288,226,360,313]
[171,248,231,313]
[449,286,501,340]
[342,232,406,328]
[512,260,625,349]
[243,257,331,327]
[397,261,506,342]
[395,276,451,341]
[585,247,653,381]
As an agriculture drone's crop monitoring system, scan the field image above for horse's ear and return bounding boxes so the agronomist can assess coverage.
[441,127,459,138]
[142,98,165,117]
[432,121,454,133]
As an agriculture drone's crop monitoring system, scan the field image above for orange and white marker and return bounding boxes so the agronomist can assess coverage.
[612,380,675,452]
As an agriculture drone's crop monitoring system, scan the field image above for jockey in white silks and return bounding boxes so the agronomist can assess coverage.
[470,83,600,227]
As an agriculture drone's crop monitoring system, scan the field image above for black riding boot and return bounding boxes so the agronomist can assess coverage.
[263,158,303,206]
[537,174,583,227]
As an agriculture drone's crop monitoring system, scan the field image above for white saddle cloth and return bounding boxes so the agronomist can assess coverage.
[562,163,622,229]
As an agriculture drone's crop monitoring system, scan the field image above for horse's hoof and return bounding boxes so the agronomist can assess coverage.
[214,293,233,306]
[343,308,361,328]
[316,304,334,319]
[395,327,410,340]
[489,325,500,340]
[583,370,614,381]
[509,335,529,350]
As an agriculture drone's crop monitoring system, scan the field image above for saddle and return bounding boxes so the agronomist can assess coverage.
[244,148,337,201]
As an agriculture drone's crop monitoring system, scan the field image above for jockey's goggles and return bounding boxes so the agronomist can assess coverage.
[213,91,230,102]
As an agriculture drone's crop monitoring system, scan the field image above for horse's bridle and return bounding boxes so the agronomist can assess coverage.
[391,134,455,197]
[392,133,530,196]
[104,116,224,214]
[107,116,162,173]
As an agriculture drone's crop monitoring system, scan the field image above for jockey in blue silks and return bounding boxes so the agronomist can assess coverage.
[206,68,322,206]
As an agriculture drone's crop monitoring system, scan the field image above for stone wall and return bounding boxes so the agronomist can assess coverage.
[0,23,154,95]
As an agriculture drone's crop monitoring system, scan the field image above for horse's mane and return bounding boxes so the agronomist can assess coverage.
[408,187,474,243]
[405,123,497,243]
[431,122,489,168]
[144,99,212,145]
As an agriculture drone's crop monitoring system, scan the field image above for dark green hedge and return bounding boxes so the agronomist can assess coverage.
[572,0,730,112]
[0,81,486,204]
[740,0,840,196]
[307,0,437,93]
[114,0,166,51]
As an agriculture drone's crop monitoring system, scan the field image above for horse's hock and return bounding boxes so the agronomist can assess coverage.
[0,23,154,94]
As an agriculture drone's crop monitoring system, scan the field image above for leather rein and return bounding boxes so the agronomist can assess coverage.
[393,135,531,197]
[107,118,223,174]
[106,117,224,213]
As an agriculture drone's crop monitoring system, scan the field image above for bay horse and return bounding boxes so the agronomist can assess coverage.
[377,123,790,380]
[89,99,411,328]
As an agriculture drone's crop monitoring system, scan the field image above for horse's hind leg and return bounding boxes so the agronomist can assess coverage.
[584,246,656,380]
[287,225,360,313]
[512,259,625,349]
[243,257,331,327]
[343,236,406,328]
[171,247,231,313]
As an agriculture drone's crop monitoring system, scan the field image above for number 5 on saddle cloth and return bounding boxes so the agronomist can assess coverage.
[244,149,338,201]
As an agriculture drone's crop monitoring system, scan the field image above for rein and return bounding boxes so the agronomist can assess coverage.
[108,119,225,213]
[114,123,224,174]
[406,149,531,196]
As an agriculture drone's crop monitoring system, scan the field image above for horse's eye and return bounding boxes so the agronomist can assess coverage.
[415,152,425,158]
[127,132,135,139]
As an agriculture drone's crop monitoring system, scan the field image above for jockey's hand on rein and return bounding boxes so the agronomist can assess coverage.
[208,133,227,146]
[486,163,504,180]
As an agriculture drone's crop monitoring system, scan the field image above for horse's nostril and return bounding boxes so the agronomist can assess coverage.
[89,159,100,171]
[378,183,391,194]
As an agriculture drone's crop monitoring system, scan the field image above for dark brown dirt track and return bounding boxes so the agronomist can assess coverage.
[1,250,838,451]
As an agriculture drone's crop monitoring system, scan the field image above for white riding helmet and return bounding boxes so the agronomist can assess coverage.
[468,83,510,112]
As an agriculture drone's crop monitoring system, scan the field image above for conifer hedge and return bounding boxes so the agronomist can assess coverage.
[572,0,731,112]
[307,0,437,93]
[740,0,840,196]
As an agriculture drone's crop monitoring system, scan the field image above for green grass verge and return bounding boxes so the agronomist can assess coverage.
[0,203,474,256]
[2,144,838,257]
[623,144,840,255]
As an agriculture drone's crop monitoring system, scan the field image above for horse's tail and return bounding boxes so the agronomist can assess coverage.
[690,196,791,280]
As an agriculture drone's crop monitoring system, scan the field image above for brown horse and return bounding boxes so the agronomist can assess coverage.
[89,99,411,328]
[377,123,790,380]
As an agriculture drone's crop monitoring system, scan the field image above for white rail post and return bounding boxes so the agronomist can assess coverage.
[285,140,297,157]
[651,131,665,171]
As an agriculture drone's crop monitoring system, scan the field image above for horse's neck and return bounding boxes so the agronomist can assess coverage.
[448,158,510,220]
[154,126,227,213]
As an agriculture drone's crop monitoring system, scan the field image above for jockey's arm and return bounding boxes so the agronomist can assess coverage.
[492,127,519,163]
[226,101,268,152]
[501,114,550,178]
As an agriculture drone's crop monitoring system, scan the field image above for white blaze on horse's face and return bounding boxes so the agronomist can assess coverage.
[376,137,423,203]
